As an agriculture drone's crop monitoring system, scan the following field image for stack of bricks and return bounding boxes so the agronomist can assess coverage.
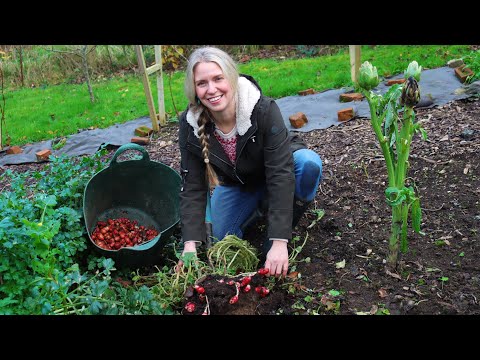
[132,125,153,145]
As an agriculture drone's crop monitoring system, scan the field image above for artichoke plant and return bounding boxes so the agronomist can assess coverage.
[404,61,422,82]
[401,76,421,107]
[356,61,427,269]
[358,61,380,91]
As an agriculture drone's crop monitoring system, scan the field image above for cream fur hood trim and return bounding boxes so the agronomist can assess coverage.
[186,77,261,138]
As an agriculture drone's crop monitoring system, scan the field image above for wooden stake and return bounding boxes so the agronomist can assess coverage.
[135,45,160,132]
[349,45,361,84]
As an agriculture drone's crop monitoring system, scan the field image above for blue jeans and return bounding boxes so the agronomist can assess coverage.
[210,149,322,241]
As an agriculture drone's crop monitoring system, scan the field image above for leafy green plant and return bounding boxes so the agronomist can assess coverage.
[296,45,320,58]
[462,49,480,84]
[288,233,309,268]
[439,276,449,289]
[0,148,114,313]
[375,304,391,315]
[132,253,210,313]
[306,208,325,229]
[0,148,166,315]
[30,258,163,315]
[357,61,427,270]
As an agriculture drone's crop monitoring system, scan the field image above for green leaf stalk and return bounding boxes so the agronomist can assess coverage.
[357,61,426,270]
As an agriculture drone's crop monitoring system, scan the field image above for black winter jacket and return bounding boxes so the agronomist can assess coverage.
[178,75,306,243]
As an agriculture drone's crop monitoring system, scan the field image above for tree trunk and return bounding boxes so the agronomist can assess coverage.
[122,45,135,67]
[105,45,115,73]
[0,65,5,150]
[17,45,25,87]
[81,46,95,103]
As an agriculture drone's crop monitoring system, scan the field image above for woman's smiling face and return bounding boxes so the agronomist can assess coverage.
[194,61,234,114]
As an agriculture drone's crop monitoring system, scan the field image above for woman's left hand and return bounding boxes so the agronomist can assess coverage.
[264,240,289,278]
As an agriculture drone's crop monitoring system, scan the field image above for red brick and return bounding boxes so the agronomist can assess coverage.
[134,126,153,137]
[455,65,474,83]
[298,88,315,96]
[337,108,355,122]
[289,112,308,129]
[386,79,405,86]
[131,137,150,145]
[6,146,23,155]
[36,149,52,161]
[339,93,364,102]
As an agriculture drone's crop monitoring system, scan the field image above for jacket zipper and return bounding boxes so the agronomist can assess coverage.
[233,133,256,184]
[189,142,245,185]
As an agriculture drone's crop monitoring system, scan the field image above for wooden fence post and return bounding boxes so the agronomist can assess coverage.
[349,45,361,84]
[135,45,162,131]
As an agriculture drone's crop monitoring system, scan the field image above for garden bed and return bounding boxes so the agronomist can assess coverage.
[1,97,479,315]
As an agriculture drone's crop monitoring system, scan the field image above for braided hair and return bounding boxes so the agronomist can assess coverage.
[197,108,220,187]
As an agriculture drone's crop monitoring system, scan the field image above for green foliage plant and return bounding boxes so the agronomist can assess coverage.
[0,149,109,313]
[35,258,165,315]
[0,148,177,314]
[132,253,210,313]
[357,61,426,270]
[462,49,480,84]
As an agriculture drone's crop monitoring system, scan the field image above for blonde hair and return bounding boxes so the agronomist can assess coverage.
[184,47,239,188]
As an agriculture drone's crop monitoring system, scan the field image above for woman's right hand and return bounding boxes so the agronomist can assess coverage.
[175,241,198,272]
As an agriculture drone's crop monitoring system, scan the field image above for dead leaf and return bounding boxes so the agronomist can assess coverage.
[378,288,388,298]
[411,288,425,296]
[325,300,338,311]
[335,259,346,269]
[409,261,423,271]
[369,304,378,315]
[293,283,307,291]
[287,271,299,279]
[184,285,194,298]
[355,311,371,315]
[385,268,402,280]
[320,294,338,307]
